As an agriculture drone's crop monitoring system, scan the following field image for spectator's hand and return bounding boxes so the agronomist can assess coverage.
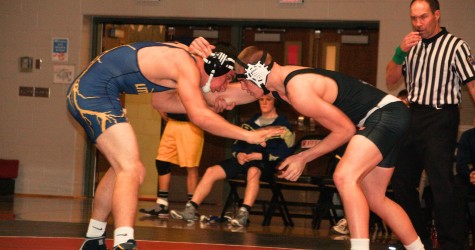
[400,31,421,52]
[212,96,236,113]
[245,127,285,146]
[189,37,215,58]
[236,152,245,165]
[470,170,475,185]
[255,126,291,140]
[276,153,306,182]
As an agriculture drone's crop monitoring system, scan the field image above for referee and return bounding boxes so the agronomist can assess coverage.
[386,1,475,250]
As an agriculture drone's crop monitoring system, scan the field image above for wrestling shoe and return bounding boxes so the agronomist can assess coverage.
[331,218,349,235]
[387,241,405,250]
[139,204,169,218]
[79,235,107,250]
[169,201,199,222]
[230,207,249,227]
[113,239,137,250]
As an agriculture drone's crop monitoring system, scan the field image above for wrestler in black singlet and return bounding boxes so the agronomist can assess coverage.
[282,68,410,167]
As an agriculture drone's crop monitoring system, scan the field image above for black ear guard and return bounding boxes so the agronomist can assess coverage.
[202,52,235,93]
[204,52,235,77]
[235,51,273,95]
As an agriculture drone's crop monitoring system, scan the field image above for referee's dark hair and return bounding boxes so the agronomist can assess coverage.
[410,0,440,13]
[397,89,408,99]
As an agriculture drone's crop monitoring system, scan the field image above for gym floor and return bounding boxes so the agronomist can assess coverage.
[0,195,404,249]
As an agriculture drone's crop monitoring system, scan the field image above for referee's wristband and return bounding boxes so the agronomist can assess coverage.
[392,46,408,65]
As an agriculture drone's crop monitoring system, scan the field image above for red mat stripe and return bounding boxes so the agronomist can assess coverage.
[0,236,300,250]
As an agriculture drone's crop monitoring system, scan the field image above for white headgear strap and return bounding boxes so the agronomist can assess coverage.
[236,51,273,94]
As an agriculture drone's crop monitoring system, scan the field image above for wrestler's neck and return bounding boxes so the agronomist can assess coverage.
[197,59,208,88]
[266,64,282,92]
[267,64,288,95]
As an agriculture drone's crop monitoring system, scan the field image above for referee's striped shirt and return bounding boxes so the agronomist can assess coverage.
[403,27,475,107]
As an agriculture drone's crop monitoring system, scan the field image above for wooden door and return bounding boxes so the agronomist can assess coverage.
[238,27,316,140]
[236,27,378,176]
[316,29,379,85]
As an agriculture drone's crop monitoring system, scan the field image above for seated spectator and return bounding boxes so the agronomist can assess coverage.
[139,112,204,218]
[456,127,475,204]
[456,128,475,191]
[170,93,295,227]
[455,127,475,239]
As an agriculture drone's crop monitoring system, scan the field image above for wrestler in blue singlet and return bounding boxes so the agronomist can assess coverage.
[67,42,187,143]
[283,68,410,167]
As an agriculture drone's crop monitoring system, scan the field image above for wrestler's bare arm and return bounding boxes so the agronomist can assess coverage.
[276,79,355,181]
[153,80,257,114]
[151,91,186,114]
[286,78,355,163]
[153,50,282,144]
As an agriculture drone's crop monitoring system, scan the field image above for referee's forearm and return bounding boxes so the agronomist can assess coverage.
[466,80,475,103]
[385,61,403,88]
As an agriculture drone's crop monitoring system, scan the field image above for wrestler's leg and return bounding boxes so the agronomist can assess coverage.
[90,167,116,222]
[332,135,382,238]
[95,123,146,244]
[361,166,419,246]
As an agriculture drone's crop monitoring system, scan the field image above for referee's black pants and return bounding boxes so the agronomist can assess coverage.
[391,105,466,250]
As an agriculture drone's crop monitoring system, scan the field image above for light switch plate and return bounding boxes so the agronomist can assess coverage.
[20,57,33,72]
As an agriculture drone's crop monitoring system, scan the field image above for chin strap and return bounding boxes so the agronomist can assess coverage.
[202,71,213,93]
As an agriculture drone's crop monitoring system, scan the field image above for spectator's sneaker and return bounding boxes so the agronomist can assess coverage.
[331,218,349,235]
[330,234,350,241]
[170,202,199,222]
[113,239,137,250]
[139,204,169,218]
[79,235,107,250]
[230,207,249,227]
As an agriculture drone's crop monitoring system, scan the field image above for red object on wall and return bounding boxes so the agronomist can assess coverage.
[0,159,19,179]
[286,44,300,65]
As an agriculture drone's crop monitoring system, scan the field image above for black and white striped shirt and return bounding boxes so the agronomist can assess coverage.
[403,27,475,107]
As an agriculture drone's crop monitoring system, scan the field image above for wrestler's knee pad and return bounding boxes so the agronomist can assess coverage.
[156,160,171,175]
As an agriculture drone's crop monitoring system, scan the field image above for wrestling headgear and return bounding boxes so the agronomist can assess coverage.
[202,52,235,93]
[236,51,274,95]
